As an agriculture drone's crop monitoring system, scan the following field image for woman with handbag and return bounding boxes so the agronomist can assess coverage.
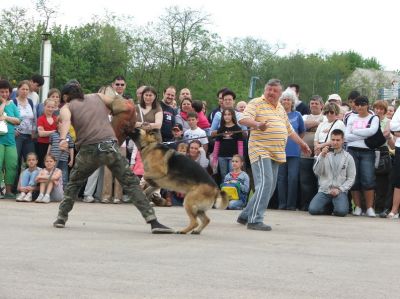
[372,100,395,214]
[345,96,380,217]
[0,80,21,199]
[314,103,346,156]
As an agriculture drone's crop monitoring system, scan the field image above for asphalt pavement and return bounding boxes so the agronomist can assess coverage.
[0,200,399,299]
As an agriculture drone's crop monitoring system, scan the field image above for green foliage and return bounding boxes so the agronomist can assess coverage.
[0,4,384,107]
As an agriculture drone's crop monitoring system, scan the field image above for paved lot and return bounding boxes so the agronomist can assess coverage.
[0,200,399,299]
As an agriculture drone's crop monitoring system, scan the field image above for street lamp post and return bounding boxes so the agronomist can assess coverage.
[249,76,260,99]
[40,33,52,103]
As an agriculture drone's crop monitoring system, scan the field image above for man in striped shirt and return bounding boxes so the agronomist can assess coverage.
[237,79,311,231]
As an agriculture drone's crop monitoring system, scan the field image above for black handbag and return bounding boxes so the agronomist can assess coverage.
[375,151,392,175]
[364,116,386,149]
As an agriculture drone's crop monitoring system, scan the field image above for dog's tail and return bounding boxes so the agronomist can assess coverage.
[214,190,229,209]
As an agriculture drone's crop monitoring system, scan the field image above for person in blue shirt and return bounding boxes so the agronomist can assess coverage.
[277,88,305,210]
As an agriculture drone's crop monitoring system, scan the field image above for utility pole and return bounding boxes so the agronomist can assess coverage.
[249,76,260,99]
[39,33,52,103]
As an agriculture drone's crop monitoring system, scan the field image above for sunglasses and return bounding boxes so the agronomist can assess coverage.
[324,111,335,115]
[115,83,125,87]
[355,103,368,106]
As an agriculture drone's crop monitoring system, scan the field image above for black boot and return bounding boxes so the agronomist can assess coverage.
[149,219,175,234]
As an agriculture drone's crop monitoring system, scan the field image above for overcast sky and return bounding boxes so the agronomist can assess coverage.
[10,0,400,71]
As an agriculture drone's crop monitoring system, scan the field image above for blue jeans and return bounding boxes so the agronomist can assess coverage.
[57,161,69,190]
[218,157,232,181]
[308,192,349,217]
[14,134,35,190]
[21,168,40,187]
[299,158,318,210]
[238,157,279,224]
[15,134,35,161]
[348,148,376,191]
[277,157,300,210]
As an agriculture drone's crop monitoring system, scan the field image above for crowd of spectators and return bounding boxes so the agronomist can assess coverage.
[1,74,400,221]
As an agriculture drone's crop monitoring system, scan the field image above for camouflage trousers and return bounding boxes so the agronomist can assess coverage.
[57,141,156,222]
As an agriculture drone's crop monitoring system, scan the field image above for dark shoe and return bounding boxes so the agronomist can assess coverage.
[247,222,272,231]
[237,217,247,225]
[150,220,175,234]
[53,219,66,228]
[379,209,389,218]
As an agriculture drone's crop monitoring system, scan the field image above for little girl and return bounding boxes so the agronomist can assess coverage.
[16,152,41,202]
[212,108,244,180]
[37,99,57,167]
[221,154,250,210]
[35,154,63,203]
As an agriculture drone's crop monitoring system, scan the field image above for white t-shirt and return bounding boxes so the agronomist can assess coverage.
[184,127,208,145]
[314,120,346,143]
[28,91,39,106]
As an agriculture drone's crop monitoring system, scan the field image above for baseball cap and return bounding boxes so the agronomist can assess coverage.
[327,94,342,104]
[172,124,183,131]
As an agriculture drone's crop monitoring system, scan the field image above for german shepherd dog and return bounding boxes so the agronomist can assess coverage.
[133,129,229,234]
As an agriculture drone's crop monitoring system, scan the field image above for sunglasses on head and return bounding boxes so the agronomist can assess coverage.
[115,83,125,87]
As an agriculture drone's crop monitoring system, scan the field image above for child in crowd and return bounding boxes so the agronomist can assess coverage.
[192,100,210,132]
[37,98,57,167]
[16,152,41,202]
[35,154,63,203]
[166,124,185,150]
[212,108,244,180]
[177,142,188,154]
[184,112,208,152]
[235,101,247,113]
[221,154,250,210]
[48,119,74,189]
[130,141,144,179]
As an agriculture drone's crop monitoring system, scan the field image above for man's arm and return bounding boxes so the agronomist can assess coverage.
[288,131,311,155]
[238,117,268,130]
[58,105,71,151]
[339,155,356,193]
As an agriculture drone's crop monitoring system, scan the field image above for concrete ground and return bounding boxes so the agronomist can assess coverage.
[0,199,399,299]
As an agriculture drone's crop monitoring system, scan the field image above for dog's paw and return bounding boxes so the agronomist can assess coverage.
[191,231,201,235]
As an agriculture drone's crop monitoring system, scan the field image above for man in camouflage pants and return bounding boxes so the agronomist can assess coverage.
[53,82,174,234]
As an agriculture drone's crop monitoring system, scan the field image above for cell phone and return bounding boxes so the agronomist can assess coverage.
[328,147,334,152]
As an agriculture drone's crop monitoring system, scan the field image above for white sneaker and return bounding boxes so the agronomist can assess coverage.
[366,207,376,217]
[35,193,44,203]
[113,198,121,204]
[23,193,33,202]
[101,198,111,204]
[41,194,50,204]
[83,195,95,203]
[16,192,26,202]
[122,195,130,203]
[387,212,399,219]
[352,206,362,216]
[42,194,50,203]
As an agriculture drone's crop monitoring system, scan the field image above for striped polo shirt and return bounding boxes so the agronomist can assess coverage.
[243,96,294,164]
